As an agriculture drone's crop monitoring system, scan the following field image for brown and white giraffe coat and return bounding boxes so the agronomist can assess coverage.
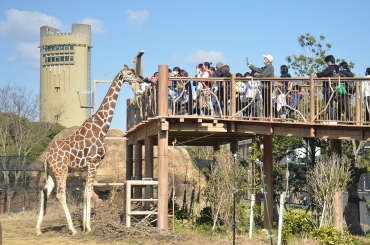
[36,65,142,235]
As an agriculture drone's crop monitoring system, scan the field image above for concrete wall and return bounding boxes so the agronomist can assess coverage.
[40,24,91,128]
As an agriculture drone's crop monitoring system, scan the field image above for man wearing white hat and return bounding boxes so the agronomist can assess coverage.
[247,55,275,78]
[246,55,275,119]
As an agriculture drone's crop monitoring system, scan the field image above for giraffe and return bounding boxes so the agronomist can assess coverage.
[36,65,143,235]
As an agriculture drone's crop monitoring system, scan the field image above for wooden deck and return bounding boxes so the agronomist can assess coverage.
[124,65,370,231]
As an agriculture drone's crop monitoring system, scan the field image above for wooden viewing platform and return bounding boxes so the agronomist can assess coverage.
[124,65,370,231]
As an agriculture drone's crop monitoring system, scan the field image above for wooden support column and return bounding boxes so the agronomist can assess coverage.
[145,135,154,200]
[134,141,143,197]
[230,139,238,154]
[355,81,362,125]
[126,142,133,181]
[310,74,315,124]
[157,65,169,230]
[331,139,343,231]
[263,135,273,229]
[230,74,236,118]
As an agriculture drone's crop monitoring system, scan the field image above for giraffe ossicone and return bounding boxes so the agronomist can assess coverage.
[36,65,142,235]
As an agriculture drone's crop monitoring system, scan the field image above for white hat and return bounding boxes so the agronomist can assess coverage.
[263,54,273,62]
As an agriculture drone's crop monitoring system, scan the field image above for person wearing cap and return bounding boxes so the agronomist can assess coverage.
[247,55,275,119]
[247,55,275,78]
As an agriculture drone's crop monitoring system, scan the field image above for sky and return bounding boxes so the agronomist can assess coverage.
[1,0,369,132]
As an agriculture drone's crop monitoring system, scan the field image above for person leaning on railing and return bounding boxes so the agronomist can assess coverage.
[171,79,189,115]
[239,72,260,119]
[314,55,339,123]
[275,65,291,118]
[247,54,275,119]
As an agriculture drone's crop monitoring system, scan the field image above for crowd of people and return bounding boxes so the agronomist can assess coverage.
[135,54,370,123]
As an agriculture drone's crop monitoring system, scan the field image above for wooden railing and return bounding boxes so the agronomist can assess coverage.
[126,72,370,131]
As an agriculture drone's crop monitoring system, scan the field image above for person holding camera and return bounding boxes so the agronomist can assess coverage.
[247,55,275,119]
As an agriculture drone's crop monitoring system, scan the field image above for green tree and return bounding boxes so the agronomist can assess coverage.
[286,33,354,77]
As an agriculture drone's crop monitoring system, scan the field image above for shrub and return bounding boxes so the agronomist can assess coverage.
[282,210,315,245]
[310,226,356,245]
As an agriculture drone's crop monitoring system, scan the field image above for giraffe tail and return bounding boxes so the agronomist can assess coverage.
[42,159,48,216]
[42,188,48,216]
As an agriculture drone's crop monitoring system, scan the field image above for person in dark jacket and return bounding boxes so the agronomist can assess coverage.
[210,63,223,116]
[219,65,232,115]
[212,62,224,77]
[276,65,291,118]
[337,61,354,122]
[314,55,339,122]
[247,55,275,119]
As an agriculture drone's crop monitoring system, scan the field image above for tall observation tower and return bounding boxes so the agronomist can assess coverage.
[39,24,92,128]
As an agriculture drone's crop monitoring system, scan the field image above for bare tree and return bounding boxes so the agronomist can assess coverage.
[0,82,61,212]
[308,153,351,227]
[203,147,247,231]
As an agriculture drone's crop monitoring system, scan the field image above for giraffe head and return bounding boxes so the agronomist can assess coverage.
[117,65,143,85]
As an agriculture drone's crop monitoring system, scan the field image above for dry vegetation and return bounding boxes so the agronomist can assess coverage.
[0,197,281,245]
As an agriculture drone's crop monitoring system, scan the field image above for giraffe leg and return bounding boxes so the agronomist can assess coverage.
[55,173,77,235]
[83,166,97,233]
[36,175,55,235]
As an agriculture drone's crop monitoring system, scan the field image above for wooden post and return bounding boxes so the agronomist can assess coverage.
[263,135,273,229]
[157,65,169,230]
[355,80,362,125]
[331,139,343,231]
[145,133,154,201]
[134,141,143,197]
[230,139,238,154]
[310,74,315,124]
[269,80,273,122]
[126,142,133,182]
[126,98,134,130]
[230,74,236,118]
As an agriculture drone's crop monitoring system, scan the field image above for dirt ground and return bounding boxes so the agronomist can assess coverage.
[0,204,272,245]
[2,205,369,245]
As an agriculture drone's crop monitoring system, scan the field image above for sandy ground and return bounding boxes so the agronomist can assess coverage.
[1,204,368,245]
[0,205,266,245]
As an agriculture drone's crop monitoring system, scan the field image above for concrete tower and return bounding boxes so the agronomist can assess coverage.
[40,24,92,127]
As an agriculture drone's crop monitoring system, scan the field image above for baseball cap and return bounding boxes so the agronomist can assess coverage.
[263,55,273,62]
[216,62,223,68]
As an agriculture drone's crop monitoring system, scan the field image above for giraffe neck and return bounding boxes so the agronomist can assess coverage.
[88,74,123,135]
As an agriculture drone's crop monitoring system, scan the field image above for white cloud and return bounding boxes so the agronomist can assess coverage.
[80,17,104,34]
[0,9,62,69]
[0,9,63,42]
[125,10,149,32]
[172,53,179,61]
[185,50,226,66]
[8,42,40,69]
